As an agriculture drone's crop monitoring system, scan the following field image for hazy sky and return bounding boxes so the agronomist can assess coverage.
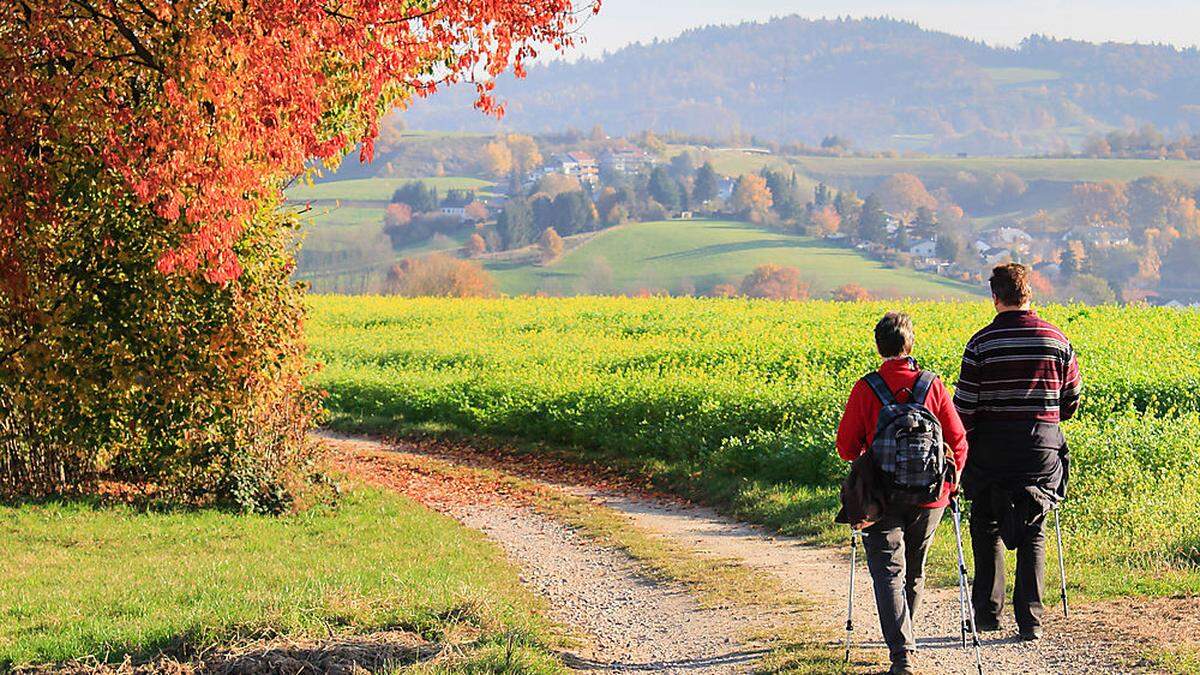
[559,0,1200,59]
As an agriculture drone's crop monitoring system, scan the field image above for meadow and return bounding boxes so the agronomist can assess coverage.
[286,176,497,203]
[786,155,1200,184]
[487,219,983,299]
[0,487,557,671]
[310,296,1200,600]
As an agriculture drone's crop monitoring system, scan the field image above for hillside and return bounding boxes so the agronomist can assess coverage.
[485,219,982,299]
[287,176,496,202]
[398,16,1200,153]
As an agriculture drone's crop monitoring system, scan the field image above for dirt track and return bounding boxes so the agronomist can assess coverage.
[325,432,1169,674]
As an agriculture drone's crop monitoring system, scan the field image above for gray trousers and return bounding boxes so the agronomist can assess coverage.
[862,504,945,658]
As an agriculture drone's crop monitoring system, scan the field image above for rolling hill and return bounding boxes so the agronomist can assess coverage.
[485,219,983,299]
[287,176,496,202]
[398,16,1200,154]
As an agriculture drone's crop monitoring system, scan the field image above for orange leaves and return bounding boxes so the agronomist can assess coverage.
[3,0,580,286]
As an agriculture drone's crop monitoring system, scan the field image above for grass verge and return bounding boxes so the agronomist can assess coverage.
[0,486,560,672]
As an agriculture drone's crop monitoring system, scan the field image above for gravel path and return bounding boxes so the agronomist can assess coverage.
[327,433,1160,674]
[325,433,767,673]
[454,504,767,673]
[601,497,1148,674]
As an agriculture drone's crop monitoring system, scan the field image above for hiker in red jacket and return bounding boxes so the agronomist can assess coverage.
[836,312,969,675]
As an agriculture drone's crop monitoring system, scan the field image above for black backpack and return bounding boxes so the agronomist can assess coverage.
[863,370,946,506]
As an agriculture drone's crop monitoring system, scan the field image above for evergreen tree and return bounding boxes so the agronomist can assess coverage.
[914,205,937,236]
[693,162,719,204]
[677,178,692,212]
[760,169,802,221]
[648,166,682,212]
[858,194,888,243]
[936,232,965,263]
[391,181,439,213]
[497,198,535,249]
[814,182,831,208]
[553,190,596,235]
[532,195,556,233]
[669,151,698,179]
[1061,242,1087,278]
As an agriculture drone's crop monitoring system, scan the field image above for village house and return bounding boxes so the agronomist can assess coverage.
[545,151,600,187]
[988,227,1033,246]
[983,247,1013,265]
[909,239,938,258]
[440,193,475,221]
[599,143,656,175]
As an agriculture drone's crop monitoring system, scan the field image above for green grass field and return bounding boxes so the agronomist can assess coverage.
[787,155,1200,183]
[287,176,497,202]
[0,488,557,670]
[487,219,983,299]
[310,296,1200,603]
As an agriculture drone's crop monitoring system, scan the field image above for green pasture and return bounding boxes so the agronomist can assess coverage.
[487,219,983,299]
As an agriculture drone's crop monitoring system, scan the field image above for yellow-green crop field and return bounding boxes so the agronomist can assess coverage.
[309,296,1200,598]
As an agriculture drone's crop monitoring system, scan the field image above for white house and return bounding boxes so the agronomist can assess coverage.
[988,227,1033,246]
[599,143,656,175]
[440,205,466,219]
[909,240,938,257]
[440,193,476,221]
[546,151,599,187]
[983,247,1013,265]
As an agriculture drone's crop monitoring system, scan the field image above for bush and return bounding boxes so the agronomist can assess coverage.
[385,254,496,297]
[740,264,811,300]
[832,283,872,302]
[0,178,323,512]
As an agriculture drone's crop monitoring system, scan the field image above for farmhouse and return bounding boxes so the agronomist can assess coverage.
[599,143,656,175]
[987,227,1032,246]
[546,151,600,187]
[983,247,1013,265]
[440,193,475,221]
[909,239,938,257]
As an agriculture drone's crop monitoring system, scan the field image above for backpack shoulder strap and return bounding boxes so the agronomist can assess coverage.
[911,370,937,406]
[862,372,896,406]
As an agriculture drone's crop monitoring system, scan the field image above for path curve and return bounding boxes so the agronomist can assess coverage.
[325,432,1163,674]
[324,433,767,673]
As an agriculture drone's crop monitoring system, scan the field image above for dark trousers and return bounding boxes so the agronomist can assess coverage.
[862,504,945,658]
[969,497,1046,629]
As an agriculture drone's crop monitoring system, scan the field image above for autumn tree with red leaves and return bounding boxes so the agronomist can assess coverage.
[0,0,592,506]
[832,283,872,302]
[740,264,811,301]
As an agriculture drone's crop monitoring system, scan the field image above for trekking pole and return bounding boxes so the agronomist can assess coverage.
[844,527,859,664]
[950,497,985,675]
[1054,505,1069,620]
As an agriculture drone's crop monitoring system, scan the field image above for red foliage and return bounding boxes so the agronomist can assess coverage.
[740,264,811,300]
[708,283,739,298]
[2,0,593,288]
[832,283,872,302]
[1029,270,1055,298]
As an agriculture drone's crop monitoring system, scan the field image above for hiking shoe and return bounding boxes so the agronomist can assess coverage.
[975,617,1001,632]
[889,652,916,675]
[1019,625,1044,641]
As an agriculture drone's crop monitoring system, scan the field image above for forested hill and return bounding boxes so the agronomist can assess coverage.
[399,16,1200,154]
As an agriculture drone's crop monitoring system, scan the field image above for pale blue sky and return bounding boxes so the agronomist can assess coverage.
[560,0,1200,59]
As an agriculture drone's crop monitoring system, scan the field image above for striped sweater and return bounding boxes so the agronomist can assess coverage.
[953,310,1082,431]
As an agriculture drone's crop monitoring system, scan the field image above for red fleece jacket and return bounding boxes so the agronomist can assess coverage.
[836,358,969,509]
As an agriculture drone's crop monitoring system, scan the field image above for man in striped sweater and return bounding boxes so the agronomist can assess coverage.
[954,263,1082,642]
